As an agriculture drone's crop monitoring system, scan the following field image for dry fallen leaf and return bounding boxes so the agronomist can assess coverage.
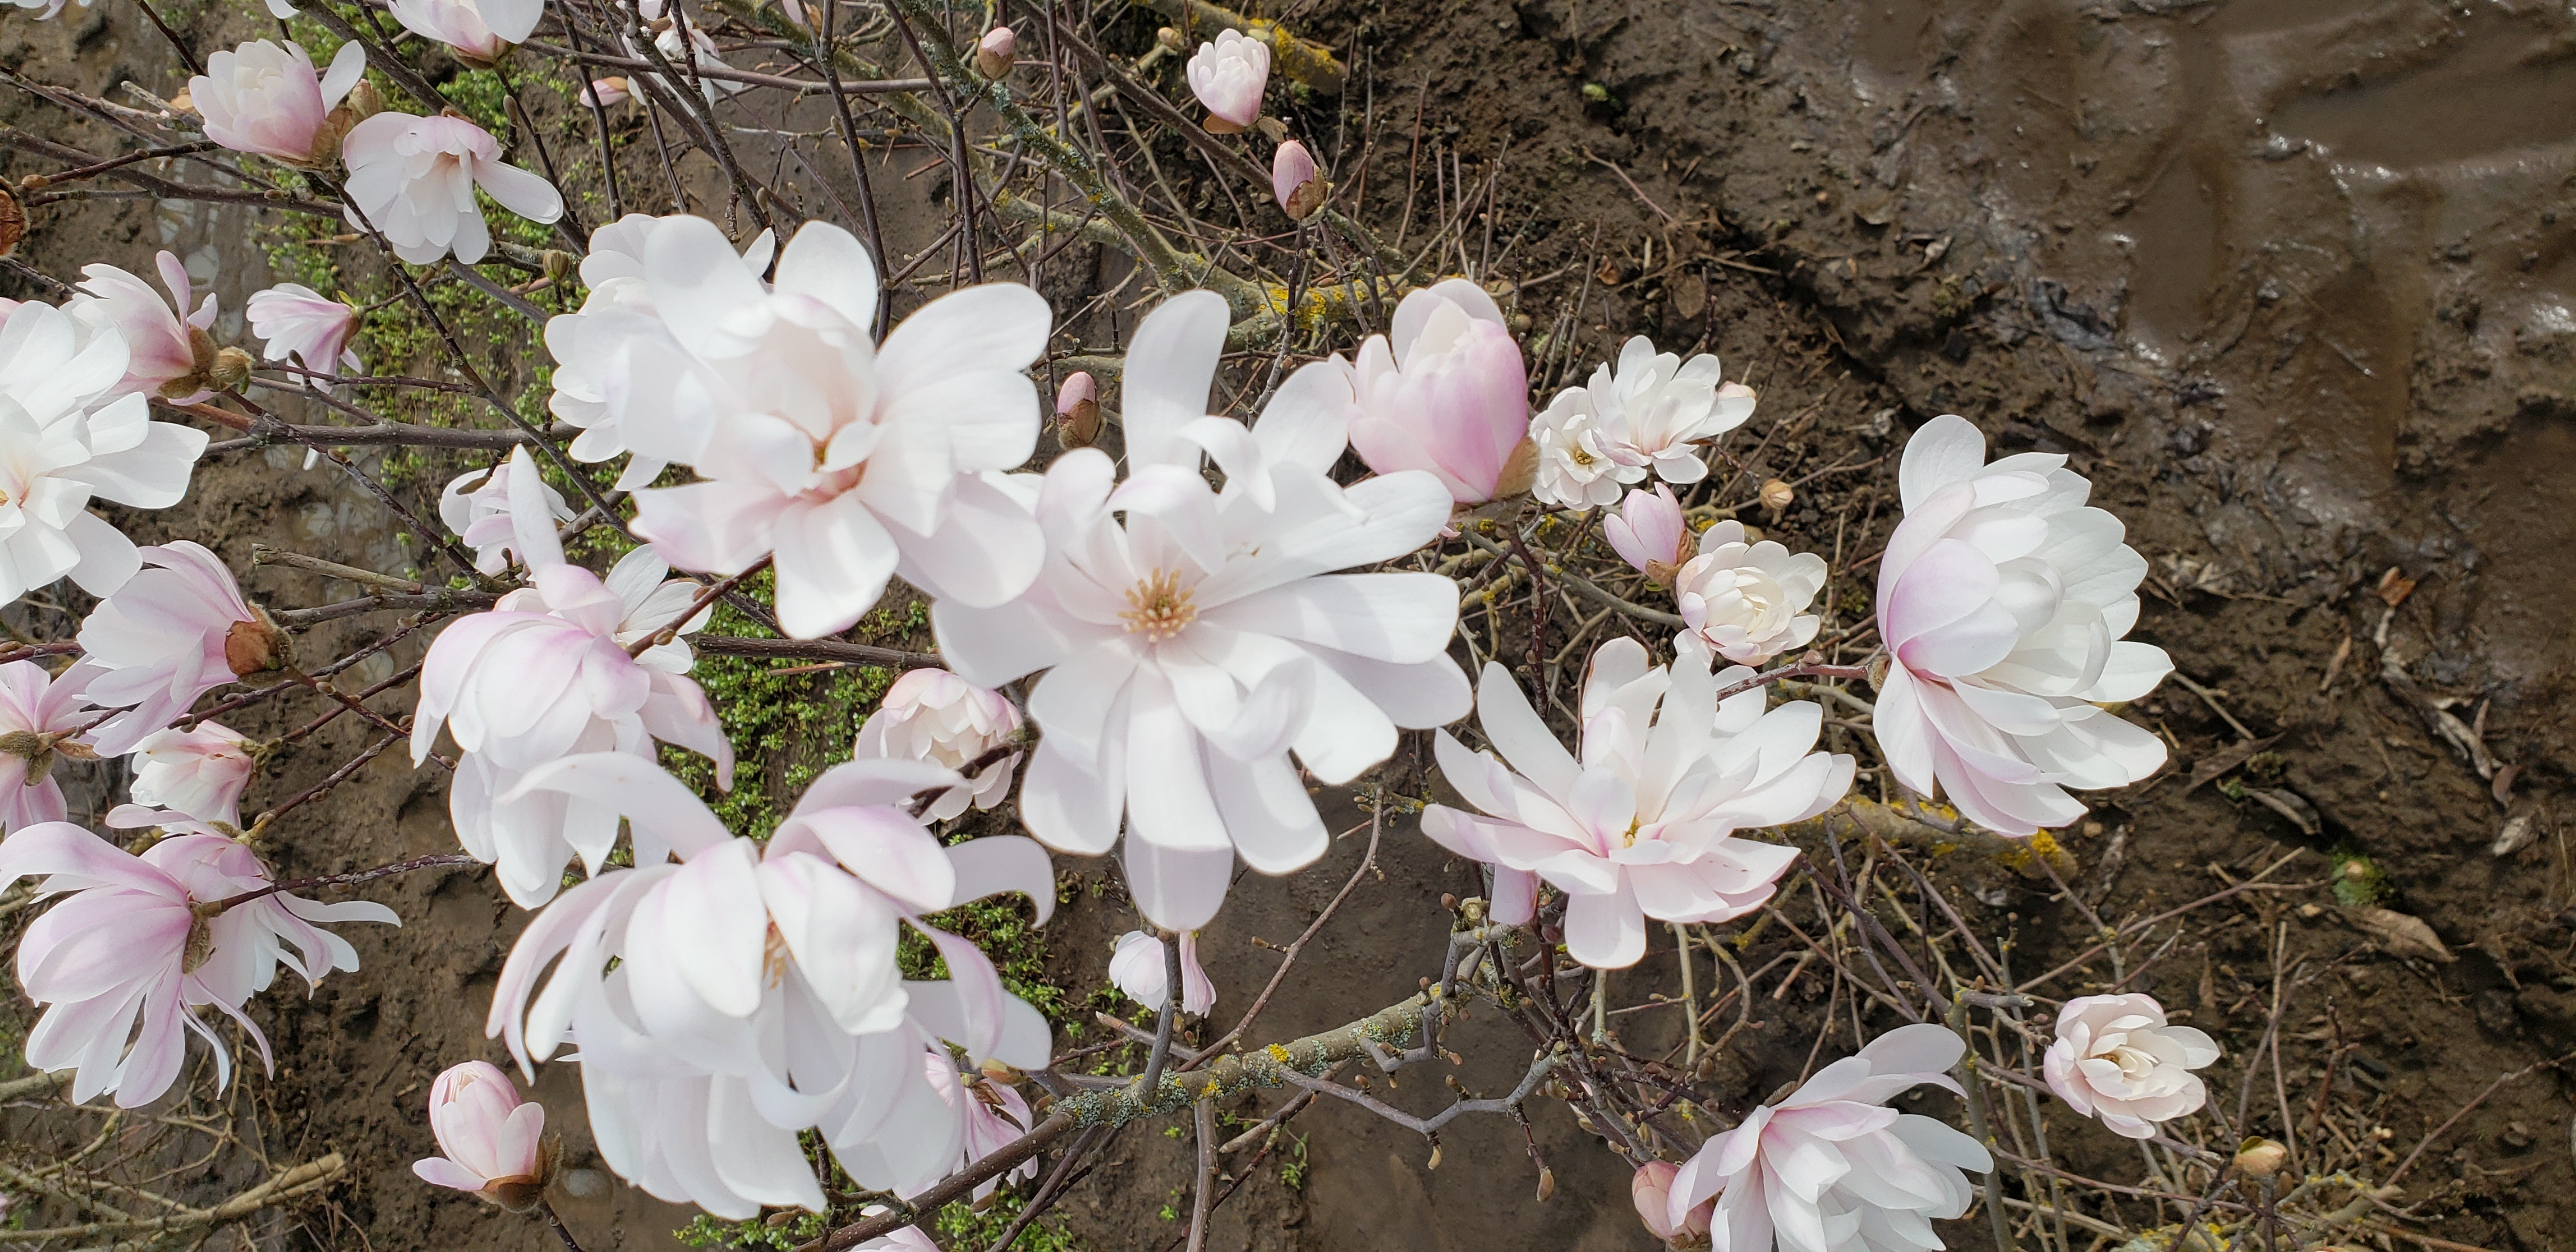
[2375,565,2416,607]
[2493,814,2537,858]
[2347,907,2455,963]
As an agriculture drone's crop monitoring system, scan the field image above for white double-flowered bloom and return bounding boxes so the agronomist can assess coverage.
[1873,415,2172,834]
[852,668,1022,822]
[2043,993,2220,1140]
[572,215,1048,639]
[487,752,1057,1216]
[935,291,1468,930]
[1422,637,1850,968]
[439,447,576,576]
[413,455,728,906]
[1674,520,1829,667]
[339,113,564,264]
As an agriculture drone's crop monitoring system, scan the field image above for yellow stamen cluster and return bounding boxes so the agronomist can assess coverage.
[1120,569,1197,642]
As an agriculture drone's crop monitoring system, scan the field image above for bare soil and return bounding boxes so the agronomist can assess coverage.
[5,0,2574,1249]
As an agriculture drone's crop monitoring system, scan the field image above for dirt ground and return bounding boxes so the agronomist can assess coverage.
[6,0,2575,1249]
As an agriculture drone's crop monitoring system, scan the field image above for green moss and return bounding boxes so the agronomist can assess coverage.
[675,1188,1080,1250]
[2329,844,2387,908]
[659,570,900,841]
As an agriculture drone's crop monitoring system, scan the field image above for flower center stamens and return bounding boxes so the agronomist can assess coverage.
[1120,569,1197,642]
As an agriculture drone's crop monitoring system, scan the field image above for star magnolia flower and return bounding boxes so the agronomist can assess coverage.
[0,302,210,605]
[71,253,224,404]
[78,541,292,756]
[853,668,1022,822]
[0,659,104,834]
[2043,993,2220,1139]
[1634,1160,1714,1246]
[1573,335,1756,486]
[618,216,1050,639]
[934,291,1468,930]
[546,214,779,490]
[487,752,1059,1214]
[1873,415,2172,835]
[926,1057,1036,1198]
[1603,485,1688,585]
[0,820,397,1108]
[439,447,575,576]
[245,284,362,374]
[1669,1023,1991,1252]
[413,1061,551,1207]
[1531,388,1639,508]
[1422,638,1851,968]
[190,39,367,166]
[1342,279,1533,505]
[128,721,256,826]
[1185,28,1269,132]
[341,112,565,265]
[385,0,525,63]
[1675,521,1828,666]
[414,462,728,906]
[1107,929,1215,1015]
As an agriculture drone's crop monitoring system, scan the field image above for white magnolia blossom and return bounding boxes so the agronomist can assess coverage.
[2043,993,2220,1140]
[1107,929,1215,1015]
[413,455,728,905]
[487,752,1057,1216]
[70,254,223,404]
[0,658,104,834]
[1422,637,1850,968]
[77,541,281,756]
[1529,390,1639,509]
[1674,521,1828,666]
[1184,28,1269,131]
[1668,1024,1991,1252]
[244,284,362,374]
[934,291,1469,930]
[1567,335,1755,486]
[130,721,257,827]
[852,668,1022,821]
[386,0,534,63]
[190,39,368,166]
[0,296,210,602]
[588,216,1049,639]
[340,112,565,264]
[546,213,778,490]
[439,447,576,576]
[1873,415,2172,835]
[0,819,397,1108]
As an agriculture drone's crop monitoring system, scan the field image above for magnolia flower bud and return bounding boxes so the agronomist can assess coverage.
[2234,1138,2288,1178]
[580,76,629,107]
[1758,477,1794,511]
[1186,28,1269,132]
[208,346,254,393]
[1054,370,1100,447]
[1271,139,1324,220]
[1603,484,1688,586]
[1633,1160,1713,1244]
[413,1061,554,1210]
[974,26,1016,79]
[223,607,294,678]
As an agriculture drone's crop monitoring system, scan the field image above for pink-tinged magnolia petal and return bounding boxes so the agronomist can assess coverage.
[500,752,733,862]
[1563,879,1647,968]
[413,1156,491,1193]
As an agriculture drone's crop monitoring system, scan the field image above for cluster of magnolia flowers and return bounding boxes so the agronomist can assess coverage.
[0,0,2200,1237]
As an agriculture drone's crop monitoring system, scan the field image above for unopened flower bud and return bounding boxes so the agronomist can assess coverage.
[1271,139,1324,220]
[2234,1138,2288,1178]
[1054,370,1100,447]
[1155,25,1184,52]
[541,248,578,287]
[974,26,1016,79]
[223,607,294,678]
[208,346,254,393]
[1759,478,1794,512]
[1535,1166,1554,1202]
[0,185,24,258]
[581,76,630,107]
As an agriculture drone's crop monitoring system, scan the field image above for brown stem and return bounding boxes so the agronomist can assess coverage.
[203,853,480,915]
[629,558,768,659]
